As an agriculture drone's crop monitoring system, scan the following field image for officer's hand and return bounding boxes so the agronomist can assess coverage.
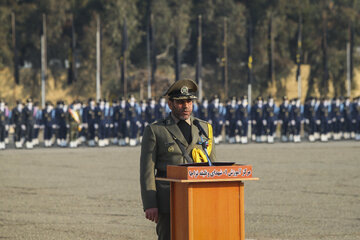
[145,208,159,223]
[126,121,130,128]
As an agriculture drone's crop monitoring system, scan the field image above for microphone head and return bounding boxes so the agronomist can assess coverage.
[193,119,199,125]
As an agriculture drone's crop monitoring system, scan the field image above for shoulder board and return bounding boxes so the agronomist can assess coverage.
[194,117,208,124]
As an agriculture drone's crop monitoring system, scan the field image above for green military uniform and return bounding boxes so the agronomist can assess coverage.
[140,79,216,240]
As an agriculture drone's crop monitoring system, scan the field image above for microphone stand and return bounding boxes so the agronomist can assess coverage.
[198,132,213,166]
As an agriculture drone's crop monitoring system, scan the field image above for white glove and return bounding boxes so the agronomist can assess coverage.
[237,120,242,127]
[136,121,142,127]
[278,120,283,124]
[126,121,131,128]
[94,124,99,129]
[225,120,230,126]
[208,120,212,124]
[21,124,26,130]
[262,120,267,126]
[305,119,309,124]
[291,120,295,126]
[316,120,321,125]
[219,120,223,125]
[252,120,256,125]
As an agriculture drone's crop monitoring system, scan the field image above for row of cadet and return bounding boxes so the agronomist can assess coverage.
[1,95,360,149]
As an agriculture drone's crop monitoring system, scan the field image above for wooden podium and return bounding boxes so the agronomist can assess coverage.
[157,163,258,240]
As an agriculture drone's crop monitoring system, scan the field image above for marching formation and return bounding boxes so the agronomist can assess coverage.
[1,94,360,150]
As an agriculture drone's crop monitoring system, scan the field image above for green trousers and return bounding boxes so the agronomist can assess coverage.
[156,213,170,240]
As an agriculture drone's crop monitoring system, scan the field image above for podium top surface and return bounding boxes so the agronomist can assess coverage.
[164,163,258,181]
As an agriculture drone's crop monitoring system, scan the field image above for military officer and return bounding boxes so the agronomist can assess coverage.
[140,79,216,240]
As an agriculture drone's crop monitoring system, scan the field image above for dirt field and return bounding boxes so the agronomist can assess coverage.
[0,142,359,240]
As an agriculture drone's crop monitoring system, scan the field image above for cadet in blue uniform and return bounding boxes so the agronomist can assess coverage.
[353,97,360,140]
[97,99,107,147]
[279,96,290,142]
[225,97,238,143]
[155,97,168,120]
[236,96,249,144]
[198,98,210,122]
[263,96,277,143]
[126,95,141,146]
[208,95,224,144]
[139,99,148,142]
[342,97,353,139]
[304,97,316,142]
[22,98,35,149]
[83,98,98,147]
[146,98,157,125]
[117,97,128,146]
[331,97,342,140]
[0,100,7,150]
[289,98,302,142]
[11,101,24,148]
[252,96,265,143]
[32,102,41,146]
[317,97,331,142]
[104,100,112,146]
[42,101,54,147]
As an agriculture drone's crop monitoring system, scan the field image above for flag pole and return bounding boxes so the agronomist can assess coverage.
[41,14,47,108]
[96,13,101,101]
[296,15,302,100]
[196,15,203,101]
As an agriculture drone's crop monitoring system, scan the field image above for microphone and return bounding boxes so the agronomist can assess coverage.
[193,119,212,166]
[193,119,209,139]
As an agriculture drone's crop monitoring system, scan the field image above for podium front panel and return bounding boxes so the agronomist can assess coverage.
[171,181,245,240]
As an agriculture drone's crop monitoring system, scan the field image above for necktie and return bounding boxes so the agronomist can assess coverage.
[177,120,192,144]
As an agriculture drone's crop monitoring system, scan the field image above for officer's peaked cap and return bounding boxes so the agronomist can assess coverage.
[164,79,198,100]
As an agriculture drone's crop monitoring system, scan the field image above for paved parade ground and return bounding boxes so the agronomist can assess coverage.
[0,142,359,240]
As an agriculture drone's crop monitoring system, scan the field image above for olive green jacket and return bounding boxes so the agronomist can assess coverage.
[140,115,216,213]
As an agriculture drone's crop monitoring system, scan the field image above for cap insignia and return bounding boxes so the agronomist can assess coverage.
[180,86,189,95]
